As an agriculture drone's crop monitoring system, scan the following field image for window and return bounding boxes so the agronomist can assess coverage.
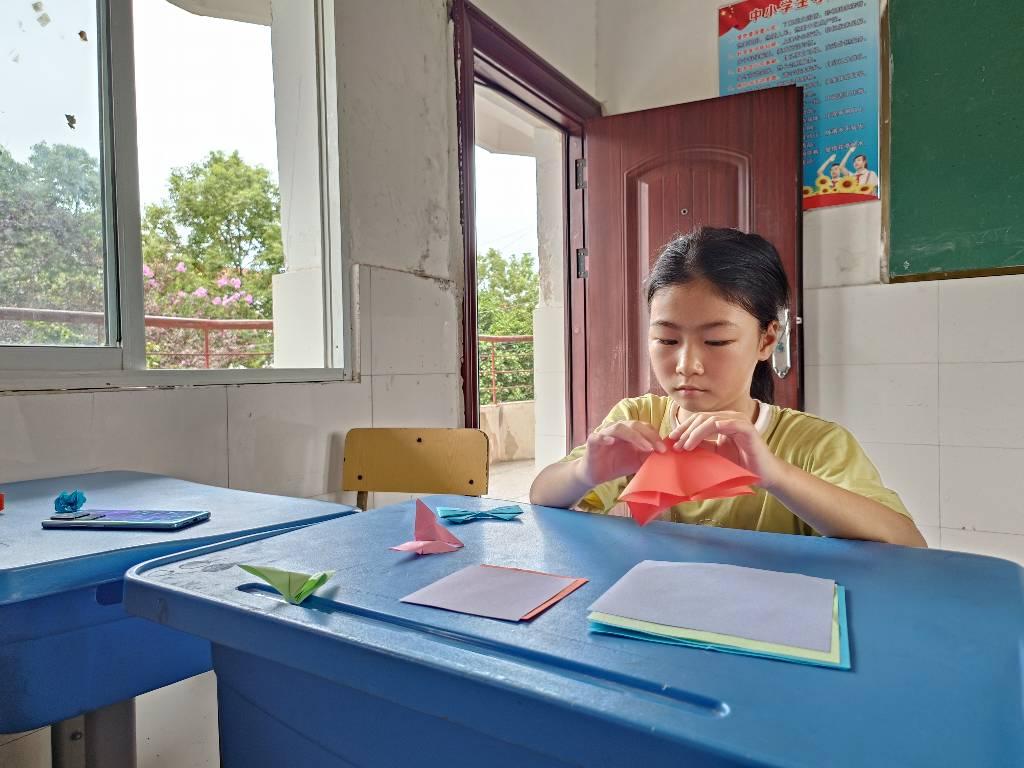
[0,0,349,384]
[0,0,115,354]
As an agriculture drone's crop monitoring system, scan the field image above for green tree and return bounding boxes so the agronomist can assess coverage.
[141,150,283,368]
[476,247,538,405]
[0,142,105,345]
[0,145,283,367]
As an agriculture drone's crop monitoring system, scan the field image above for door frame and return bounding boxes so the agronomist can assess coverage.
[451,0,601,443]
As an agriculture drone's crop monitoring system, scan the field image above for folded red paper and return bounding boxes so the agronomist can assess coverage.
[390,500,465,555]
[620,439,760,526]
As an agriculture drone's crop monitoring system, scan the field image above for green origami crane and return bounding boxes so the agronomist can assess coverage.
[238,564,336,605]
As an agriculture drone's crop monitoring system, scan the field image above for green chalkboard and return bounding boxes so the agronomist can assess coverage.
[889,1,1024,279]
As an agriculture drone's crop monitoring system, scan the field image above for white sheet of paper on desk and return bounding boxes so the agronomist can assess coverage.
[401,564,581,621]
[588,561,836,652]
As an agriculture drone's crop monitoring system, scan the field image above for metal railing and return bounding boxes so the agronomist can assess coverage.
[478,334,534,405]
[0,306,273,368]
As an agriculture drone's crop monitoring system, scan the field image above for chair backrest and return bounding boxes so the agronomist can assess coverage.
[342,428,489,509]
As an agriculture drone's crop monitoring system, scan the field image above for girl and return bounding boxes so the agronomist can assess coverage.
[530,227,926,547]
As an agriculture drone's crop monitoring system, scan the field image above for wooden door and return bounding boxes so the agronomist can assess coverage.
[577,86,802,442]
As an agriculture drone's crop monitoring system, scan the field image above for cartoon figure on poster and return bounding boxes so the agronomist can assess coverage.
[718,0,881,210]
[809,144,878,197]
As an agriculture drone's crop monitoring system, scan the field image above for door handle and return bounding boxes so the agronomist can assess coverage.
[772,309,792,379]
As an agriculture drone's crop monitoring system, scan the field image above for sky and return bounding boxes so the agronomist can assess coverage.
[1,0,538,259]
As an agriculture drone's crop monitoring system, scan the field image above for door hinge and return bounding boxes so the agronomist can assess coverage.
[574,158,587,189]
[575,248,589,279]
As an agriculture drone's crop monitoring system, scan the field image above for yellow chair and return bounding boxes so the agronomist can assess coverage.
[342,428,490,510]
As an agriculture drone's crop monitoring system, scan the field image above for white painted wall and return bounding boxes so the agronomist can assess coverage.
[472,0,598,98]
[588,0,1024,562]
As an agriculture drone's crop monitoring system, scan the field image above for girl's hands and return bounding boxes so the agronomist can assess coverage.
[577,420,666,487]
[669,411,785,489]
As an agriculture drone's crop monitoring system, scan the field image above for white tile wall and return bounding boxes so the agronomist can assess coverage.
[135,673,219,768]
[803,283,937,366]
[227,380,372,498]
[940,446,1024,535]
[0,391,99,482]
[93,388,230,486]
[804,363,938,445]
[861,443,940,528]
[939,274,1024,363]
[802,278,1024,565]
[0,387,229,486]
[939,363,1024,449]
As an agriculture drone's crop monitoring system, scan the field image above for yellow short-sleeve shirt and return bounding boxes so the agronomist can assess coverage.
[562,394,911,536]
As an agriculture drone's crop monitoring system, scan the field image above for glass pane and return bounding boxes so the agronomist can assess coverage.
[0,0,108,346]
[135,1,332,371]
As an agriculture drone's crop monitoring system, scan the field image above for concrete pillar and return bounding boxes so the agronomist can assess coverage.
[532,128,568,467]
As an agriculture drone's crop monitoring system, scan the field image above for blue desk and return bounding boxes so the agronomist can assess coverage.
[125,496,1024,767]
[0,471,354,735]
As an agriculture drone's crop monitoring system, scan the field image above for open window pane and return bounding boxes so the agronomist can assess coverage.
[133,0,334,371]
[133,0,281,369]
[0,0,110,347]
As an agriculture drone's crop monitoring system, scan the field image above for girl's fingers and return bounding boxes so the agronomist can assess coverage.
[604,424,657,452]
[633,422,667,452]
[674,413,714,450]
[683,417,750,451]
[680,416,718,450]
[669,412,702,440]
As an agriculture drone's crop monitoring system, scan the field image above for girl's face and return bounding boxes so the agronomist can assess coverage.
[854,155,867,170]
[648,279,778,414]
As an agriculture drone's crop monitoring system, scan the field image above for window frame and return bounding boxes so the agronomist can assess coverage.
[0,0,355,391]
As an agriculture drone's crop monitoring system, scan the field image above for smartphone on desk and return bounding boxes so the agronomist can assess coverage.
[42,509,210,531]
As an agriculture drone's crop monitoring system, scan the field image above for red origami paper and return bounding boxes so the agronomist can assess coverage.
[390,499,465,555]
[620,439,759,526]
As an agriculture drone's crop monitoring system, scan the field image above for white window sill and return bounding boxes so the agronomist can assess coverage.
[0,367,358,393]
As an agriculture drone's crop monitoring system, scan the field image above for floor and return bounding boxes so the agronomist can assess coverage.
[485,459,536,503]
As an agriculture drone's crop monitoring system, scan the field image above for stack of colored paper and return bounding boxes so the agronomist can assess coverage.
[436,505,524,524]
[587,561,849,669]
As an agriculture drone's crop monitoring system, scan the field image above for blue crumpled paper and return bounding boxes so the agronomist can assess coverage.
[54,490,87,514]
[436,505,524,524]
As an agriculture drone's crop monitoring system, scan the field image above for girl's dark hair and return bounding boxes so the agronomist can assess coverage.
[646,227,790,403]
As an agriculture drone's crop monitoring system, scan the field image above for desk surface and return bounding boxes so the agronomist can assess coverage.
[0,471,355,604]
[125,495,1024,767]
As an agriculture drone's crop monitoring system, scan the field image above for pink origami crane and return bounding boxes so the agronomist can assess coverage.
[390,500,465,555]
[620,439,759,526]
